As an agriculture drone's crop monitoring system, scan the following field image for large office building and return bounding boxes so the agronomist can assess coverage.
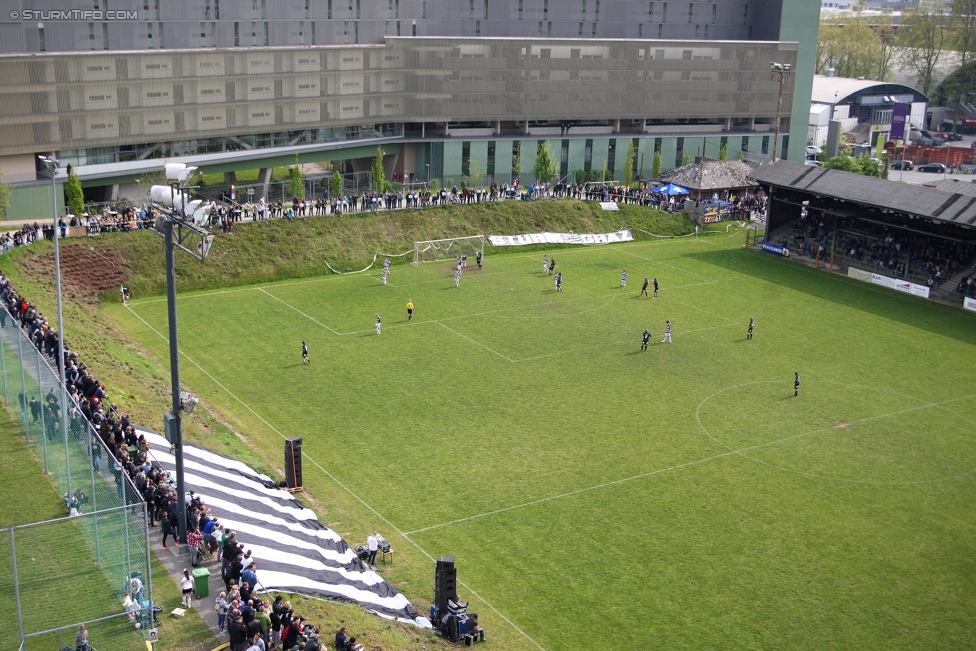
[0,0,817,217]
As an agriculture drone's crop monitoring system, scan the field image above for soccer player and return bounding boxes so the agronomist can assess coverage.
[383,257,390,272]
[542,255,549,273]
[640,277,649,297]
[302,341,309,365]
[554,271,562,292]
[375,314,382,335]
[641,329,651,351]
[794,372,801,397]
[382,266,389,286]
[121,285,130,304]
[455,267,462,288]
[549,257,556,275]
[747,317,754,340]
[476,249,483,270]
[661,320,672,343]
[621,270,628,287]
[406,299,414,321]
[653,278,659,298]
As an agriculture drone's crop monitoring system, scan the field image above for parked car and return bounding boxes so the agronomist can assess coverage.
[917,137,945,146]
[946,132,963,141]
[917,163,946,173]
[805,145,822,158]
[890,160,914,170]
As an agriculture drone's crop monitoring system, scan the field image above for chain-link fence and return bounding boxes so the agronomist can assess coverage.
[0,320,153,650]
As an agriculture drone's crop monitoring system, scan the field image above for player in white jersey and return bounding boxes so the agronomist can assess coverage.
[543,255,549,273]
[382,267,389,286]
[661,320,672,343]
[455,268,462,288]
[621,270,628,287]
[375,314,382,335]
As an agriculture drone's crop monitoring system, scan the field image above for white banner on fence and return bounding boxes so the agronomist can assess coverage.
[964,297,976,312]
[489,230,633,247]
[599,202,620,211]
[847,267,930,298]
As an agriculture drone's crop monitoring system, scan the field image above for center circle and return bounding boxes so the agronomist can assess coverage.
[695,380,976,484]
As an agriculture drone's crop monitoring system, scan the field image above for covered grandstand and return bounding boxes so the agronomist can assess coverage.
[748,159,976,307]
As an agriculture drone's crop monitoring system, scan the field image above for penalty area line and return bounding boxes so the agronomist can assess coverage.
[123,304,548,651]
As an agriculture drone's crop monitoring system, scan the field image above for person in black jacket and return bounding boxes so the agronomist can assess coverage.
[227,615,249,651]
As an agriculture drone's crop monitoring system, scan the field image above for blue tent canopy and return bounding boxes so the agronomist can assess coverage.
[652,183,690,195]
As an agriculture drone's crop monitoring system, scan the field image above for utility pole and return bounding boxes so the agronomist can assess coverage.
[770,62,792,162]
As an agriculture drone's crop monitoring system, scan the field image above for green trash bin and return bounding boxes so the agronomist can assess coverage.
[191,567,210,598]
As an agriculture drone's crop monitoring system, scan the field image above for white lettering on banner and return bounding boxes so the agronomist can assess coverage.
[488,230,634,247]
[599,202,619,211]
[965,297,976,312]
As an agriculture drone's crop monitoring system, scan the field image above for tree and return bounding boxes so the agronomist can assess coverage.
[464,159,484,189]
[823,154,883,178]
[288,155,305,200]
[533,142,559,183]
[330,171,343,198]
[718,143,728,161]
[622,141,636,185]
[816,8,896,80]
[738,148,745,161]
[0,172,11,222]
[371,146,387,193]
[652,151,662,178]
[950,0,976,69]
[681,152,691,166]
[898,0,949,96]
[65,167,85,218]
[512,142,523,180]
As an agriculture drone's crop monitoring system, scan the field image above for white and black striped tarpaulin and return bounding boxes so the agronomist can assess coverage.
[139,428,431,628]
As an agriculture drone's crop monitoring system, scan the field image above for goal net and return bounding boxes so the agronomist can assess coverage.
[414,235,485,266]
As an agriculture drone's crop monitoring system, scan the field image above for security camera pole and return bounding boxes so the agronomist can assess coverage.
[152,163,212,546]
[770,62,792,163]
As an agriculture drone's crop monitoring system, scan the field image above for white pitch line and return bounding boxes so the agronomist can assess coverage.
[367,274,395,287]
[434,321,517,362]
[405,391,976,535]
[256,288,342,335]
[614,245,717,282]
[123,303,547,651]
[661,293,740,325]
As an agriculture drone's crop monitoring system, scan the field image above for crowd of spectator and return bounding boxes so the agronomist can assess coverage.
[781,211,976,288]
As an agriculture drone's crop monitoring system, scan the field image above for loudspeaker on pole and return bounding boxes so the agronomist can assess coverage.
[284,436,302,489]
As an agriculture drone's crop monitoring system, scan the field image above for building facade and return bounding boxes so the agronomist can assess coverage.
[0,0,818,217]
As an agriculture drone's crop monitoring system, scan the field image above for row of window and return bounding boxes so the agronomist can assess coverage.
[144,0,747,23]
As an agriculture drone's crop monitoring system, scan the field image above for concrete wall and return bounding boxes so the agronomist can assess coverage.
[7,182,65,222]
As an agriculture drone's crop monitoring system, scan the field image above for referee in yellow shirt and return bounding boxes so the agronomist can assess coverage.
[406,300,414,321]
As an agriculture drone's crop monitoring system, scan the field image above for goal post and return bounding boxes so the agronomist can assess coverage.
[413,234,485,266]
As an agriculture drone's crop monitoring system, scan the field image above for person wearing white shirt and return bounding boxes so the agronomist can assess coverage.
[366,532,379,565]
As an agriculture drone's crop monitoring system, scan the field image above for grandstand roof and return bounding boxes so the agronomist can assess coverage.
[921,178,976,198]
[811,74,928,105]
[748,160,976,229]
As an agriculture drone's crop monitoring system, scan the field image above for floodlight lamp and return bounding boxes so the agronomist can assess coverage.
[179,391,199,414]
[38,155,59,175]
[177,166,198,186]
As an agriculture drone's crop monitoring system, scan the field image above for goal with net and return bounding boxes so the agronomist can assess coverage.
[413,235,485,266]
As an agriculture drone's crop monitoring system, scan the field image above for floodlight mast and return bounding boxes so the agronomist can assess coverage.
[153,162,210,547]
[770,62,792,163]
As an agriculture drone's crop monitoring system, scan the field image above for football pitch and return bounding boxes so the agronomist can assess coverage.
[109,234,976,650]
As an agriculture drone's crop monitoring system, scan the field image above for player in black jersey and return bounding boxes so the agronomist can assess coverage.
[747,317,754,340]
[640,278,649,297]
[641,329,651,351]
[653,278,659,298]
[302,341,309,365]
[794,372,801,397]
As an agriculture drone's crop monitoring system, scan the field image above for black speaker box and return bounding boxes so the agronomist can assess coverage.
[284,437,303,488]
[434,555,456,616]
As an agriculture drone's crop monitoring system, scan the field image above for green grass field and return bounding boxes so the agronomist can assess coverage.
[104,232,976,650]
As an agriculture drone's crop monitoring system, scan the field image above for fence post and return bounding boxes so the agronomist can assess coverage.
[88,431,100,564]
[124,503,132,588]
[144,502,154,618]
[1,321,7,405]
[16,329,28,439]
[34,345,49,475]
[11,528,25,645]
